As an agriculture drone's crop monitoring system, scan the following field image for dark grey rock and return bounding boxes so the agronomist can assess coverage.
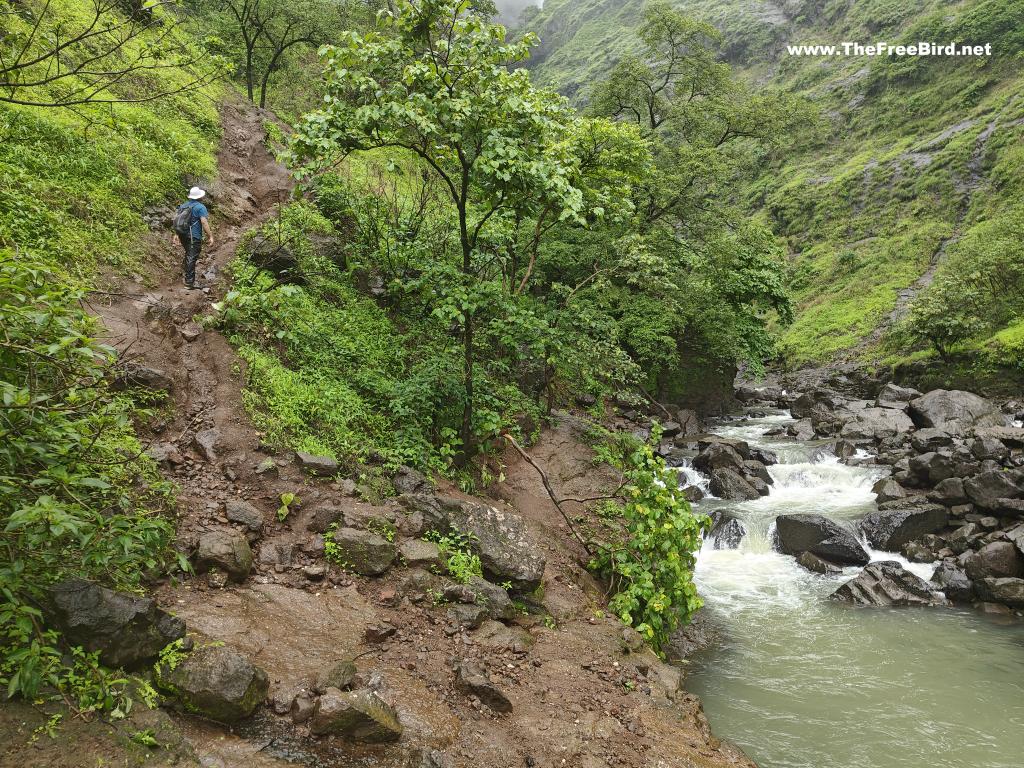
[709,468,761,500]
[113,363,172,392]
[330,527,396,575]
[295,451,340,477]
[840,407,914,440]
[909,390,1006,434]
[974,577,1024,606]
[393,465,428,495]
[971,436,1009,462]
[399,495,545,590]
[446,603,489,629]
[313,660,357,694]
[157,644,268,722]
[876,383,921,409]
[964,541,1024,580]
[399,539,442,569]
[455,661,512,713]
[707,511,746,550]
[193,429,220,462]
[859,505,947,551]
[309,688,403,741]
[194,529,253,582]
[872,477,907,504]
[442,576,515,620]
[964,470,1023,510]
[692,443,746,474]
[45,579,185,669]
[931,562,973,601]
[775,514,870,566]
[224,500,264,532]
[929,477,968,506]
[796,551,842,575]
[910,428,954,453]
[306,506,346,533]
[831,561,943,606]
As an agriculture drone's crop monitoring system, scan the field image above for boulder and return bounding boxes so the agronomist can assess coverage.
[872,477,907,505]
[743,460,773,484]
[788,419,815,440]
[157,645,269,722]
[709,468,761,501]
[1007,523,1024,558]
[399,495,545,590]
[876,383,921,409]
[306,506,346,534]
[454,661,512,713]
[310,688,403,741]
[973,426,1024,448]
[45,579,185,669]
[675,409,703,436]
[330,527,397,575]
[909,451,955,484]
[113,363,172,392]
[840,408,914,440]
[748,446,779,466]
[930,562,973,601]
[947,523,982,554]
[398,539,442,569]
[392,465,428,495]
[194,529,253,582]
[447,603,489,629]
[193,429,220,462]
[964,542,1024,580]
[929,477,968,506]
[796,551,842,575]
[964,470,1023,510]
[774,514,870,566]
[224,500,264,532]
[971,436,1009,462]
[831,561,943,607]
[313,660,357,694]
[974,577,1024,607]
[443,576,515,621]
[295,451,339,477]
[908,390,1006,434]
[858,505,947,551]
[707,511,746,550]
[910,428,954,453]
[692,443,746,474]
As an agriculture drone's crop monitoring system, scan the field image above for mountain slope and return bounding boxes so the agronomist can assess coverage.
[520,0,1024,380]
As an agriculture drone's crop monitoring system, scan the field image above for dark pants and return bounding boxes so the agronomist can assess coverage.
[178,234,202,285]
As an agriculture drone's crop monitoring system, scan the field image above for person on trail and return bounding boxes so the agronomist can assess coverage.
[170,186,214,289]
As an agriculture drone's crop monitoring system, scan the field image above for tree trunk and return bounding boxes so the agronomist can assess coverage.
[458,197,474,461]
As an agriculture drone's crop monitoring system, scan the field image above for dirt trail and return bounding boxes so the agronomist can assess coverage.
[68,97,753,768]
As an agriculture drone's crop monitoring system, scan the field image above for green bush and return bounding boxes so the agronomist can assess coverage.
[589,429,708,652]
[0,256,180,704]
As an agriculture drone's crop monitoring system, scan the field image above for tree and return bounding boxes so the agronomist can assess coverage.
[203,0,354,107]
[290,0,584,456]
[0,0,217,108]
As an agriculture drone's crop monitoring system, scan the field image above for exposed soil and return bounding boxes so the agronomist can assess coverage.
[0,96,752,768]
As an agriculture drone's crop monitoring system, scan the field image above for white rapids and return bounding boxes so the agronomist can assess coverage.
[683,409,1024,768]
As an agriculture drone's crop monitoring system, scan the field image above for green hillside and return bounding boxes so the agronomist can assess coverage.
[522,0,1024,378]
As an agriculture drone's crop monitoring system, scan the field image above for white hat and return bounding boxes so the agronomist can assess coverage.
[187,186,206,200]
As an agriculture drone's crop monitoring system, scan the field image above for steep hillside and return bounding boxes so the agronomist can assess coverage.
[521,0,1024,383]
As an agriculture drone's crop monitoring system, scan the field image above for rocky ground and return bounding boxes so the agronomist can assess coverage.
[0,97,753,768]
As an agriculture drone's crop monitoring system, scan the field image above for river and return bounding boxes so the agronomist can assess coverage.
[682,409,1024,768]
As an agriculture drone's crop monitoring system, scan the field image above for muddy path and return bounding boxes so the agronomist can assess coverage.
[67,96,754,768]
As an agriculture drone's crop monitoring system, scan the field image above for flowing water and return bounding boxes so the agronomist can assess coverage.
[683,410,1024,768]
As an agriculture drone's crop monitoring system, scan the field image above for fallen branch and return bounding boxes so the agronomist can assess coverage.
[502,433,592,556]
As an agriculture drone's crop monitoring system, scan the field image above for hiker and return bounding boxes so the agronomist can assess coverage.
[170,186,214,289]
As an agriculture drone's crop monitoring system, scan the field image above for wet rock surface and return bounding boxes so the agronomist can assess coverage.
[156,644,269,722]
[774,514,870,566]
[45,579,185,669]
[832,561,944,607]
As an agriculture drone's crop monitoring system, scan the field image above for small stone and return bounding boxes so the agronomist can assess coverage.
[193,429,220,462]
[179,322,203,342]
[455,661,512,713]
[290,693,316,723]
[313,660,357,693]
[224,500,264,532]
[303,564,327,581]
[254,458,278,476]
[399,539,442,569]
[194,529,253,582]
[295,451,340,477]
[309,688,403,741]
[363,624,396,644]
[329,527,396,575]
[156,645,268,723]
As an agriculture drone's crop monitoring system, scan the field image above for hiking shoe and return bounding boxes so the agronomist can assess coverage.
[185,282,200,290]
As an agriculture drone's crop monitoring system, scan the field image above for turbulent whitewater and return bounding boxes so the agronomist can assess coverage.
[685,410,1024,768]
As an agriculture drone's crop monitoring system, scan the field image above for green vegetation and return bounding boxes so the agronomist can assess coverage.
[520,0,1024,374]
[425,530,483,584]
[1,0,217,714]
[589,429,708,651]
